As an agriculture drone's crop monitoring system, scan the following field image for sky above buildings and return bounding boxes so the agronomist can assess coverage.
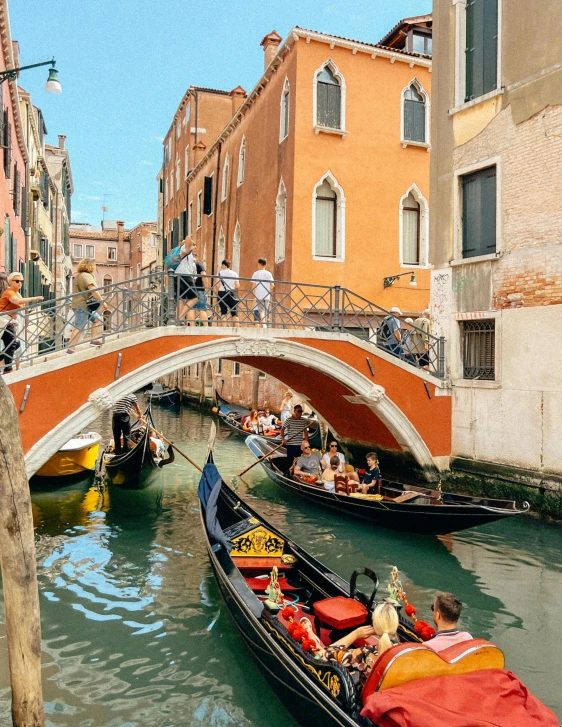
[11,0,430,228]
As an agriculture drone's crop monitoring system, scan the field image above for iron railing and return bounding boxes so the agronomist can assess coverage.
[0,271,445,378]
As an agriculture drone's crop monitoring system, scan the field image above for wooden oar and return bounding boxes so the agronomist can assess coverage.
[232,429,306,483]
[148,426,203,473]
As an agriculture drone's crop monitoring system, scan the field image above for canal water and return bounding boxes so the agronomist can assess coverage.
[1,404,561,725]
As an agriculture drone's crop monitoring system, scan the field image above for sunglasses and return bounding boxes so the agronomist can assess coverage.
[303,446,311,450]
[329,444,338,448]
[431,604,435,612]
[13,279,24,283]
[294,409,303,413]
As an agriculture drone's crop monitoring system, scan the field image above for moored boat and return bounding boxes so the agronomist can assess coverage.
[245,435,529,535]
[198,457,551,727]
[215,390,322,449]
[147,383,181,406]
[35,432,102,478]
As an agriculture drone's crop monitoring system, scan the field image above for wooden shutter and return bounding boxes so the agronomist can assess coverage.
[21,185,27,230]
[13,166,20,215]
[4,113,11,177]
[173,218,179,248]
[466,0,497,100]
[404,100,426,142]
[317,83,341,129]
[0,105,4,150]
[203,176,213,215]
[482,0,498,95]
[462,167,496,258]
[181,209,187,239]
[19,261,26,296]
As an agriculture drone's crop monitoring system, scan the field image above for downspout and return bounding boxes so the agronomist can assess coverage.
[211,141,222,275]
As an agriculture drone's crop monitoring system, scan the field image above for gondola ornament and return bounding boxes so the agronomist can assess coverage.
[264,566,284,609]
[386,566,435,641]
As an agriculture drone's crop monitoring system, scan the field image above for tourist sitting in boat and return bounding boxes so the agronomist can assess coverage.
[149,436,167,458]
[323,602,398,690]
[321,455,342,491]
[259,408,280,434]
[360,452,383,494]
[426,592,473,653]
[293,441,323,477]
[242,410,260,433]
[321,441,346,472]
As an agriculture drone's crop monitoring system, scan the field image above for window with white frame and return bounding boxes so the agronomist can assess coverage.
[197,191,202,229]
[312,174,345,260]
[314,62,345,132]
[461,319,495,380]
[170,170,174,197]
[237,137,246,186]
[221,154,229,201]
[85,245,95,259]
[466,0,498,101]
[233,361,241,376]
[167,138,172,163]
[232,222,241,273]
[188,201,193,236]
[73,243,83,259]
[150,233,157,247]
[107,247,117,261]
[184,147,190,178]
[176,158,181,190]
[280,78,290,141]
[461,166,496,258]
[275,179,287,263]
[164,177,168,205]
[103,275,112,291]
[184,103,191,125]
[399,185,428,266]
[176,122,181,139]
[402,81,428,144]
[217,358,222,374]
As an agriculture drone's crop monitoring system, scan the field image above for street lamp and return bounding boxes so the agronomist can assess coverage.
[383,271,417,289]
[0,58,61,94]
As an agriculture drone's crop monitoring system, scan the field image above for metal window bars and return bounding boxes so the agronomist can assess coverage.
[2,271,445,379]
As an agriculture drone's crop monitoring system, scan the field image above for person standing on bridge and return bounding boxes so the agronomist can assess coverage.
[379,307,403,358]
[112,393,143,454]
[68,260,106,353]
[0,272,44,373]
[251,257,274,328]
[217,260,239,326]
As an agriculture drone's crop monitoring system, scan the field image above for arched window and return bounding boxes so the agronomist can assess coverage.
[314,62,345,133]
[221,154,229,201]
[280,78,290,141]
[402,80,429,145]
[275,179,287,263]
[312,173,346,260]
[399,185,429,266]
[217,227,225,273]
[232,222,241,273]
[237,137,246,187]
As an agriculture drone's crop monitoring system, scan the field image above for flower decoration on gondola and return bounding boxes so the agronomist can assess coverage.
[386,566,436,642]
[281,606,324,655]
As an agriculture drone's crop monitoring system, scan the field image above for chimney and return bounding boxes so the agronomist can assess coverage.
[116,220,125,247]
[260,31,282,70]
[230,85,247,116]
[58,134,66,150]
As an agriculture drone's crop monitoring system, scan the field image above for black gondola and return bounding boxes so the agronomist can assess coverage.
[198,456,508,727]
[215,390,322,449]
[102,406,173,489]
[245,435,529,535]
[147,383,181,405]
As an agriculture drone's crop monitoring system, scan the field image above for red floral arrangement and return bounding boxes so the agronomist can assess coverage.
[399,593,435,642]
[281,606,321,654]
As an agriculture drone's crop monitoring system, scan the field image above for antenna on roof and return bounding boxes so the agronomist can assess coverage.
[102,205,108,221]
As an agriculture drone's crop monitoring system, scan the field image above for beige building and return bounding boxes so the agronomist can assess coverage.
[70,220,132,288]
[429,0,562,490]
[45,136,73,296]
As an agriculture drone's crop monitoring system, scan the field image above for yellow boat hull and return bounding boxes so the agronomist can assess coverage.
[36,443,100,478]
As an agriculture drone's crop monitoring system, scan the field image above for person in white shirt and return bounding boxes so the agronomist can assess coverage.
[175,238,198,325]
[251,257,274,328]
[258,408,280,434]
[217,259,239,326]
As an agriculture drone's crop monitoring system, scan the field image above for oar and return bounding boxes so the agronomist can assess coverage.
[148,426,203,473]
[207,420,217,455]
[232,429,305,484]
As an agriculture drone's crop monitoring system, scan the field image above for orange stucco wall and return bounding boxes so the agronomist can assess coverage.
[8,334,450,459]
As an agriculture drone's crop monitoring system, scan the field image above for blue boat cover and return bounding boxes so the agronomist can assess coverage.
[197,463,232,552]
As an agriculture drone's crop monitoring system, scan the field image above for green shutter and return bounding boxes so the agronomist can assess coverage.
[482,0,498,95]
[466,0,497,100]
[20,261,26,296]
[462,167,496,258]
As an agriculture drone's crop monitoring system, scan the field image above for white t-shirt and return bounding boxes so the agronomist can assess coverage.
[259,414,277,426]
[219,269,238,291]
[321,451,345,472]
[176,246,196,275]
[251,269,274,300]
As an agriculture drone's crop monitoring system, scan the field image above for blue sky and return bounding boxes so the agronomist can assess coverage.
[11,0,430,228]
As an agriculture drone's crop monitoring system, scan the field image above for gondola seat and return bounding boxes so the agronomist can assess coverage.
[245,576,297,592]
[361,639,505,702]
[313,596,368,630]
[334,475,358,495]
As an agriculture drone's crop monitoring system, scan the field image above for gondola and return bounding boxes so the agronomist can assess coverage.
[147,383,181,405]
[245,435,529,535]
[101,406,173,489]
[199,456,518,727]
[215,390,322,449]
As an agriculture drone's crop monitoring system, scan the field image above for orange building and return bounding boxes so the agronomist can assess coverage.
[160,16,432,313]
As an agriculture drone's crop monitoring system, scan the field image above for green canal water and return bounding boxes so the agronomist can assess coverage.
[1,405,561,725]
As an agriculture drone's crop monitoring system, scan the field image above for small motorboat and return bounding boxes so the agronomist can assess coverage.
[215,390,322,449]
[245,435,529,535]
[147,383,180,406]
[198,456,553,727]
[35,432,102,478]
[101,405,173,489]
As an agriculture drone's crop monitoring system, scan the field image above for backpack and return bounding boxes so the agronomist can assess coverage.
[164,245,184,272]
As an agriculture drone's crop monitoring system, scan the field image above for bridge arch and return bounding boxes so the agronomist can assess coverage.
[23,334,444,479]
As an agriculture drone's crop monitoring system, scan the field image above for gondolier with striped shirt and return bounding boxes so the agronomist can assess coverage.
[281,405,312,466]
[112,393,143,454]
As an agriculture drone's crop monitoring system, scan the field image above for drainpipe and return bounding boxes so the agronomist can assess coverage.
[211,141,222,275]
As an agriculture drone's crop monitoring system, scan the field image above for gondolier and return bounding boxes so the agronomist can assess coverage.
[280,405,312,465]
[112,393,142,454]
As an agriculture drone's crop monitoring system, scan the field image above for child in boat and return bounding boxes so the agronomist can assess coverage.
[361,452,383,494]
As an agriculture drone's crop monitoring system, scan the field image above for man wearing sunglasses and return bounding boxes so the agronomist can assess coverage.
[294,441,323,478]
[0,272,43,373]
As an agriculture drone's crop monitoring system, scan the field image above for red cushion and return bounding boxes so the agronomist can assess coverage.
[313,596,368,629]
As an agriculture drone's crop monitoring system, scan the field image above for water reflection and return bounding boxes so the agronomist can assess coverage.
[0,405,560,724]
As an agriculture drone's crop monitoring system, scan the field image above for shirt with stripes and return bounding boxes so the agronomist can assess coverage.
[114,394,139,416]
[282,416,311,443]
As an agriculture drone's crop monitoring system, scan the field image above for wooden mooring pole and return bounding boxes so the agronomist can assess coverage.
[0,380,44,727]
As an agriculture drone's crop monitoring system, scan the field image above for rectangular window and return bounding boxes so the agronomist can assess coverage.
[185,147,190,178]
[150,233,157,247]
[181,209,187,239]
[217,358,222,374]
[203,176,213,215]
[315,197,337,257]
[197,191,202,229]
[188,201,193,235]
[317,81,341,129]
[182,366,188,376]
[176,122,181,139]
[461,166,496,258]
[107,247,117,261]
[85,245,95,259]
[184,103,190,125]
[465,0,498,101]
[233,362,241,376]
[259,371,266,379]
[402,209,420,264]
[73,244,83,258]
[461,319,495,380]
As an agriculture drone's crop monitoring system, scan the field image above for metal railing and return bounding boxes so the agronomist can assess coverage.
[0,271,445,378]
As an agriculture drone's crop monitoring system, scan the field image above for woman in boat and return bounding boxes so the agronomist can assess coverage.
[360,452,383,494]
[242,410,260,434]
[280,391,293,425]
[259,408,280,435]
[323,602,398,690]
[321,456,341,491]
[321,441,346,472]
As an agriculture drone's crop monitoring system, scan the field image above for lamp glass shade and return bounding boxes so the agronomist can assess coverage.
[409,272,418,287]
[45,67,62,94]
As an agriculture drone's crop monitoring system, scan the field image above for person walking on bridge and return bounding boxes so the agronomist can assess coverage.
[68,260,105,353]
[251,257,274,327]
[0,272,44,373]
[112,393,143,454]
[379,307,403,358]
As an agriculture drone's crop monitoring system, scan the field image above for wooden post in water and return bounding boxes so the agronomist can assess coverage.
[0,380,44,727]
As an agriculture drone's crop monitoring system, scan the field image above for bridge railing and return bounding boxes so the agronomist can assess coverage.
[1,271,445,378]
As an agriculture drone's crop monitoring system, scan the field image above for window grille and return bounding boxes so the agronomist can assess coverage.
[461,319,495,380]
